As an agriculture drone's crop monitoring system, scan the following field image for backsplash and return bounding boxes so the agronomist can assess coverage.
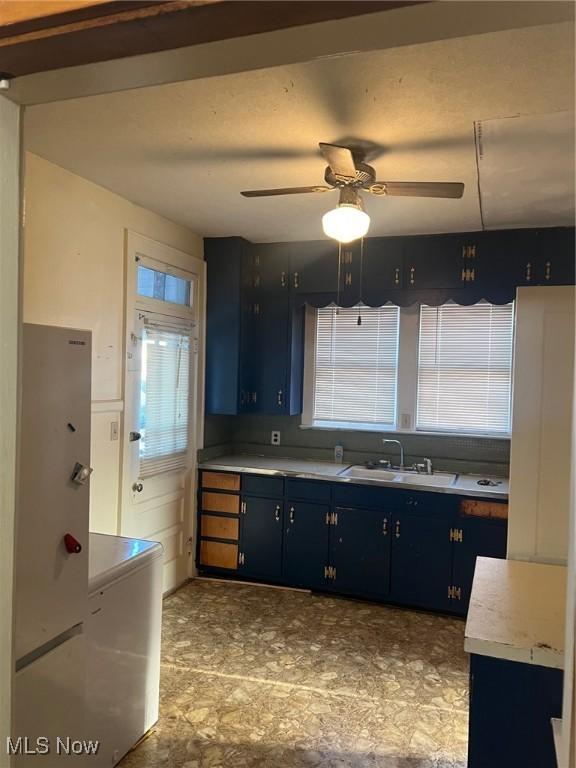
[200,415,510,477]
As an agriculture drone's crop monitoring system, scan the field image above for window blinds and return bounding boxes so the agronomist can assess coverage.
[416,302,514,434]
[139,324,190,477]
[313,306,400,427]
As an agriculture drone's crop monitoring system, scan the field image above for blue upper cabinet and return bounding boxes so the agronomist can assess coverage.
[537,227,575,285]
[205,237,304,416]
[403,233,481,290]
[205,237,252,415]
[361,237,406,300]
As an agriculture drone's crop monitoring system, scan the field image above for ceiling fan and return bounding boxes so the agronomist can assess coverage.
[241,142,465,243]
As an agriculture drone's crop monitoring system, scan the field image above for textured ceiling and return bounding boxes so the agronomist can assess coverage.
[24,20,575,241]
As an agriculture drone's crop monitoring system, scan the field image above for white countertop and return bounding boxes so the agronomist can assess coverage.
[465,557,566,669]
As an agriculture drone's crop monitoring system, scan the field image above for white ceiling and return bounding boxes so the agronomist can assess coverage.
[24,20,575,242]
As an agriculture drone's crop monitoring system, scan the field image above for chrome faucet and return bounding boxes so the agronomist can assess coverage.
[382,439,405,470]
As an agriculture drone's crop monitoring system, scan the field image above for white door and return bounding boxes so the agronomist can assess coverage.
[121,232,204,593]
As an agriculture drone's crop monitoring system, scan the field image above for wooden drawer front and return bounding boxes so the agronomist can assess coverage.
[201,491,240,514]
[285,478,331,503]
[460,499,508,519]
[200,540,238,570]
[242,474,284,498]
[201,514,239,541]
[201,471,240,491]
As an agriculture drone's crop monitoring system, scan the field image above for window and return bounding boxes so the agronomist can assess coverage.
[137,264,191,307]
[311,305,400,429]
[304,301,514,436]
[139,323,190,477]
[416,302,514,434]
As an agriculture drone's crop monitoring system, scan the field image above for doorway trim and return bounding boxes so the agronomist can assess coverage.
[0,94,21,760]
[120,230,205,587]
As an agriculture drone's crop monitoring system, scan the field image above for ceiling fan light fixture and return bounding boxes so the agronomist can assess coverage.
[322,191,370,243]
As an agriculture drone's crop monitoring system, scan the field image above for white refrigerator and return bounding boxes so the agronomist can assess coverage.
[12,324,92,765]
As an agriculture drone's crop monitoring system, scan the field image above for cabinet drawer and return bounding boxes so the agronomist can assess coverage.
[200,514,239,541]
[285,478,331,503]
[460,499,508,519]
[200,540,238,570]
[333,483,401,509]
[201,470,241,491]
[201,491,240,514]
[242,474,284,497]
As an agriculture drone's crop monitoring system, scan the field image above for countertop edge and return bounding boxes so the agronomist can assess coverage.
[198,460,509,500]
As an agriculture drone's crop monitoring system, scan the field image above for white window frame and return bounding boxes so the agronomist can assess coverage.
[302,302,513,439]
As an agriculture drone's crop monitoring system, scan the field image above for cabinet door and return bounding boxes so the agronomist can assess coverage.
[390,509,453,611]
[255,295,289,414]
[361,237,405,301]
[404,233,478,290]
[329,507,392,597]
[290,241,340,293]
[537,227,576,285]
[474,230,539,291]
[240,497,283,580]
[283,502,330,589]
[451,517,508,615]
[252,243,291,294]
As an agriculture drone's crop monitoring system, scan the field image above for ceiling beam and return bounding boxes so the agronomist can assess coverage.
[7,0,574,106]
[0,1,421,78]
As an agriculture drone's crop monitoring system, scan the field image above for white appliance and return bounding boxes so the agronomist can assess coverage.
[87,533,163,767]
[13,324,92,764]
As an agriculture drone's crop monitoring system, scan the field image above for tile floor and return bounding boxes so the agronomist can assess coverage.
[120,580,469,768]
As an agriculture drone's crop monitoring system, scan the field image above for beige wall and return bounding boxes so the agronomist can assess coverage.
[23,152,203,533]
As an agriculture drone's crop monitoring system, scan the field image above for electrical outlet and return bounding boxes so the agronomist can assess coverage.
[271,430,281,446]
[400,413,412,430]
[110,421,119,441]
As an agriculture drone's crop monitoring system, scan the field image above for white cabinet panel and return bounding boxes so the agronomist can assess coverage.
[508,286,575,563]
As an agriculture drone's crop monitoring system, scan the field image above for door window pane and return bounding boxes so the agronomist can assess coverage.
[139,326,190,477]
[137,265,191,307]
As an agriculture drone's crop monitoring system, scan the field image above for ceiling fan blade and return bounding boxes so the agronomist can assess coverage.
[371,181,465,199]
[319,143,357,181]
[241,186,332,197]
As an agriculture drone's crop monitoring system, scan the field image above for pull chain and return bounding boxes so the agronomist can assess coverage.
[336,241,342,314]
[357,237,364,325]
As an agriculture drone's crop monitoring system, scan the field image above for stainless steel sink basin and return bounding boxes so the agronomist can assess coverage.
[340,465,457,488]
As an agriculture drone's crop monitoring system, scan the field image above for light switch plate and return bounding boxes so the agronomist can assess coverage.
[271,430,281,446]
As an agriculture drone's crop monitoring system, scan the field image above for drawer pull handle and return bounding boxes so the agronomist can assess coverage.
[275,504,281,521]
[289,507,295,523]
[383,518,388,536]
[395,520,401,539]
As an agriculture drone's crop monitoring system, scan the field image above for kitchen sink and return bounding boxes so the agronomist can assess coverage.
[340,465,457,488]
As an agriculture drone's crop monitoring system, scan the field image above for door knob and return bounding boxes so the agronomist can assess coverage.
[132,482,143,493]
[129,431,141,442]
[64,533,82,554]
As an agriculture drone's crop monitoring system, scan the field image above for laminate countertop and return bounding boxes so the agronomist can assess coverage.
[199,454,509,500]
[465,556,566,669]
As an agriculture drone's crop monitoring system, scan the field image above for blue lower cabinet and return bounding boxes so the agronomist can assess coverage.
[468,654,562,768]
[328,507,392,598]
[390,509,453,611]
[283,501,330,589]
[451,515,508,615]
[239,496,283,581]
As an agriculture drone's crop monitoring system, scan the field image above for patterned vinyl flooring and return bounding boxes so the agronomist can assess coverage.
[120,579,469,768]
